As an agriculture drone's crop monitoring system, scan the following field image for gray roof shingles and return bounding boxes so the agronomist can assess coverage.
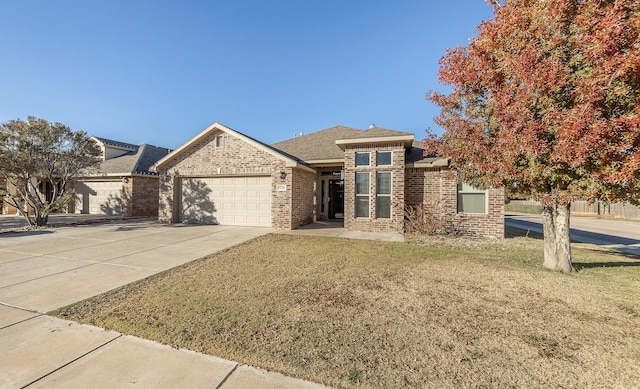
[82,141,172,176]
[272,125,444,166]
[271,125,364,161]
[339,127,414,139]
[92,136,137,150]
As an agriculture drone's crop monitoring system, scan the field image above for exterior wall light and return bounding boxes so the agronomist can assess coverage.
[279,170,287,180]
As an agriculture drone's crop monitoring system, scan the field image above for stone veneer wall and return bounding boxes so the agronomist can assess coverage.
[404,168,504,239]
[157,130,293,228]
[343,143,405,232]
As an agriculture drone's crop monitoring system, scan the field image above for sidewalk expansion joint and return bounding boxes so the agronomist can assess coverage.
[214,362,239,389]
[20,333,123,389]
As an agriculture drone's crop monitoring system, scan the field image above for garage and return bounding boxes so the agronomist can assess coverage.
[179,176,271,226]
[73,180,124,215]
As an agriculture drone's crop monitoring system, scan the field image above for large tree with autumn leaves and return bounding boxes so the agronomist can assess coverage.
[427,0,640,272]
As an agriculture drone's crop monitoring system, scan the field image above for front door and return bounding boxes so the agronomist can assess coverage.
[328,179,344,219]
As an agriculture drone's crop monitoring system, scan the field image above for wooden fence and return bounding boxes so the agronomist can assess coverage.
[507,199,640,220]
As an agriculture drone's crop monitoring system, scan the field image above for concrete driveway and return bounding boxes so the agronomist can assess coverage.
[0,221,328,388]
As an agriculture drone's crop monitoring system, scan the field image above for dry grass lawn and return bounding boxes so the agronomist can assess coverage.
[52,231,640,388]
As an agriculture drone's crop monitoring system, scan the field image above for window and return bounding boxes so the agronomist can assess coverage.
[457,183,486,213]
[216,135,224,148]
[376,172,391,218]
[355,172,370,217]
[355,152,370,167]
[376,151,392,166]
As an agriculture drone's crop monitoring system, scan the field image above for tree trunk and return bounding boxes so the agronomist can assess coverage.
[541,206,558,269]
[35,215,48,227]
[541,200,575,273]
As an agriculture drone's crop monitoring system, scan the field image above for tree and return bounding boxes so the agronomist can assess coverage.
[0,116,101,226]
[427,0,640,272]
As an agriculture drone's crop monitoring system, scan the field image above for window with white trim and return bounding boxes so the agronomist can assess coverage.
[376,151,392,166]
[355,172,370,217]
[376,172,391,218]
[355,152,370,167]
[457,183,486,213]
[216,135,224,148]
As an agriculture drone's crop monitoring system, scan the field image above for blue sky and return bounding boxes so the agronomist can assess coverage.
[0,1,493,149]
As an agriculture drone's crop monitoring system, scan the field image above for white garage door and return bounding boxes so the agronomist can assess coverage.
[74,180,124,215]
[179,176,271,226]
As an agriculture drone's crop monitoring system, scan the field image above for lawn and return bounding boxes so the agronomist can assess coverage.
[52,231,640,388]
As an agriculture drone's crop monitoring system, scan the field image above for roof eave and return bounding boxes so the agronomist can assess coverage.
[405,158,450,168]
[74,172,159,179]
[305,158,345,167]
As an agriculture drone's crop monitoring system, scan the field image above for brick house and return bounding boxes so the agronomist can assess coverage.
[70,137,172,217]
[155,122,504,238]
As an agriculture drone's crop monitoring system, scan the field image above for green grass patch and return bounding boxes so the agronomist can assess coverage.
[505,202,543,214]
[52,234,640,388]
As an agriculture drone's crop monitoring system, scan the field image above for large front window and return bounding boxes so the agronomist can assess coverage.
[355,172,370,217]
[457,183,486,213]
[376,172,391,218]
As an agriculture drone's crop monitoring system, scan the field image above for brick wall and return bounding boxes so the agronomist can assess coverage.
[291,169,316,228]
[130,176,159,217]
[404,167,504,239]
[121,178,133,217]
[157,129,293,228]
[344,143,405,233]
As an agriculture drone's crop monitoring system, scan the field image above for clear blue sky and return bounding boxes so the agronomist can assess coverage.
[0,1,493,149]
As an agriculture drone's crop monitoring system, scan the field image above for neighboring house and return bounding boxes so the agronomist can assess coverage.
[155,122,504,238]
[0,178,11,214]
[71,137,171,217]
[1,175,65,215]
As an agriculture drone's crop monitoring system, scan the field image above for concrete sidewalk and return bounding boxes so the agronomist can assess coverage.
[0,213,127,231]
[0,220,331,389]
[276,220,404,242]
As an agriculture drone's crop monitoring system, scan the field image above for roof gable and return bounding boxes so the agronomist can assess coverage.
[155,122,313,172]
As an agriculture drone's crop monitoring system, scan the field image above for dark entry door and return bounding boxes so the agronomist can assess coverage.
[329,180,344,219]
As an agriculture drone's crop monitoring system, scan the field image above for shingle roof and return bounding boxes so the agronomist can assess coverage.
[271,125,362,161]
[340,126,414,139]
[406,141,449,166]
[273,126,446,166]
[92,136,137,150]
[81,142,172,176]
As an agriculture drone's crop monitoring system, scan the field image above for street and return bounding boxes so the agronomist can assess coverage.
[506,213,640,256]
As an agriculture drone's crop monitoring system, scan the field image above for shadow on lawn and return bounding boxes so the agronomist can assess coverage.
[574,247,640,269]
[574,261,640,269]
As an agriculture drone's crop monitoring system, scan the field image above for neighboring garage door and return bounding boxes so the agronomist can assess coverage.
[179,176,271,226]
[74,180,124,215]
